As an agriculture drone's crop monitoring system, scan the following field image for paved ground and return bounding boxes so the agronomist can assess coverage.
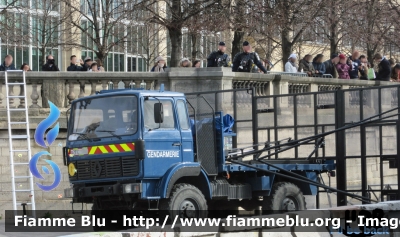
[0,220,76,237]
[0,220,169,237]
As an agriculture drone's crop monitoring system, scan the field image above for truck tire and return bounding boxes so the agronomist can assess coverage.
[263,182,306,211]
[163,183,208,218]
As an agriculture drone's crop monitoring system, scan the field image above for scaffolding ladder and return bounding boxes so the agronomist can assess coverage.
[4,70,36,215]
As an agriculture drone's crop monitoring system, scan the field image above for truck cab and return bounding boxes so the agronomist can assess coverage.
[64,87,335,216]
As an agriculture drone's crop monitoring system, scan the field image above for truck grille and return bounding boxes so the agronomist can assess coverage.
[70,157,139,181]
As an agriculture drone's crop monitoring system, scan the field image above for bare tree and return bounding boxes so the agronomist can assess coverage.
[250,0,325,70]
[30,0,63,66]
[313,0,358,56]
[0,0,62,69]
[59,0,143,66]
[0,1,29,49]
[184,0,227,61]
[141,0,222,67]
[385,0,400,60]
[230,0,248,59]
[346,0,395,66]
[133,22,168,69]
[0,0,18,13]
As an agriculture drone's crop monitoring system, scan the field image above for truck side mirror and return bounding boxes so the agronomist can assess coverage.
[154,103,163,123]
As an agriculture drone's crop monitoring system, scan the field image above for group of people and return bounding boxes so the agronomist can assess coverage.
[285,51,398,81]
[2,43,398,82]
[67,55,105,72]
[0,54,105,72]
[150,56,202,72]
[151,41,269,74]
[0,40,268,75]
[151,41,232,72]
[0,54,33,72]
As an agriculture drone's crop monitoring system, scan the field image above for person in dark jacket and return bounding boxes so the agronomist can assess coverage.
[323,53,339,78]
[82,57,93,71]
[232,41,267,73]
[312,54,326,76]
[298,54,315,76]
[67,55,84,71]
[373,53,391,81]
[42,55,60,71]
[207,41,231,67]
[0,54,16,71]
[348,51,361,79]
[374,53,391,81]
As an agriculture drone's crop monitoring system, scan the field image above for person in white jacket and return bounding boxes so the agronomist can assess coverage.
[285,53,298,73]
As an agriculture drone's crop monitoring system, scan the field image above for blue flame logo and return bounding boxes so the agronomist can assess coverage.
[29,101,62,191]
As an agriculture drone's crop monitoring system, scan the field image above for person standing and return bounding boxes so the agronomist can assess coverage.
[90,63,99,72]
[298,54,315,76]
[207,41,231,67]
[179,58,192,67]
[312,54,326,76]
[391,64,400,82]
[42,55,60,71]
[348,51,361,79]
[41,55,62,108]
[285,54,298,73]
[67,55,84,71]
[323,54,339,78]
[82,57,93,71]
[0,55,16,71]
[336,54,352,79]
[232,41,267,73]
[151,56,167,72]
[193,60,201,68]
[373,53,391,81]
[358,55,369,80]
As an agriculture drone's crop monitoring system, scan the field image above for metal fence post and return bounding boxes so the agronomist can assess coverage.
[251,87,258,150]
[335,89,347,206]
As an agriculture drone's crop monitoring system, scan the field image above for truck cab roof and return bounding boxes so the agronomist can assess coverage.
[72,89,185,103]
[98,89,184,97]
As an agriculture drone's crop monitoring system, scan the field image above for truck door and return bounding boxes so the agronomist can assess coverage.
[176,99,194,162]
[142,98,182,178]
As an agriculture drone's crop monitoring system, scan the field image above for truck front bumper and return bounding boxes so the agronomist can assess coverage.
[64,183,141,198]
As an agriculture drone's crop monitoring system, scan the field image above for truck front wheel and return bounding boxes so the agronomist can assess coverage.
[263,182,306,211]
[163,183,208,218]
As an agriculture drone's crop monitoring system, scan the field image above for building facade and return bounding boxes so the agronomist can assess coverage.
[0,0,220,71]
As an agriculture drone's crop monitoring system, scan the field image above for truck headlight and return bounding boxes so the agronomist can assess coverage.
[123,183,141,194]
[64,188,74,198]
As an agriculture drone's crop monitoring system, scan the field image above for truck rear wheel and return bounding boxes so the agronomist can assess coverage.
[164,183,208,218]
[263,182,306,211]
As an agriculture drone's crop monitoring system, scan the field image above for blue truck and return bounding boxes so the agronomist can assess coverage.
[63,86,340,217]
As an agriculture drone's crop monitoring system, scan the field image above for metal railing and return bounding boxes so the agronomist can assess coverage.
[267,71,333,78]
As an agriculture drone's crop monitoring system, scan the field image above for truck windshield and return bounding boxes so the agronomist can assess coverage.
[68,96,138,141]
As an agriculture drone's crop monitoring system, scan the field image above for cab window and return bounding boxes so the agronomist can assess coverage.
[144,99,175,130]
[69,96,137,141]
[176,100,190,130]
